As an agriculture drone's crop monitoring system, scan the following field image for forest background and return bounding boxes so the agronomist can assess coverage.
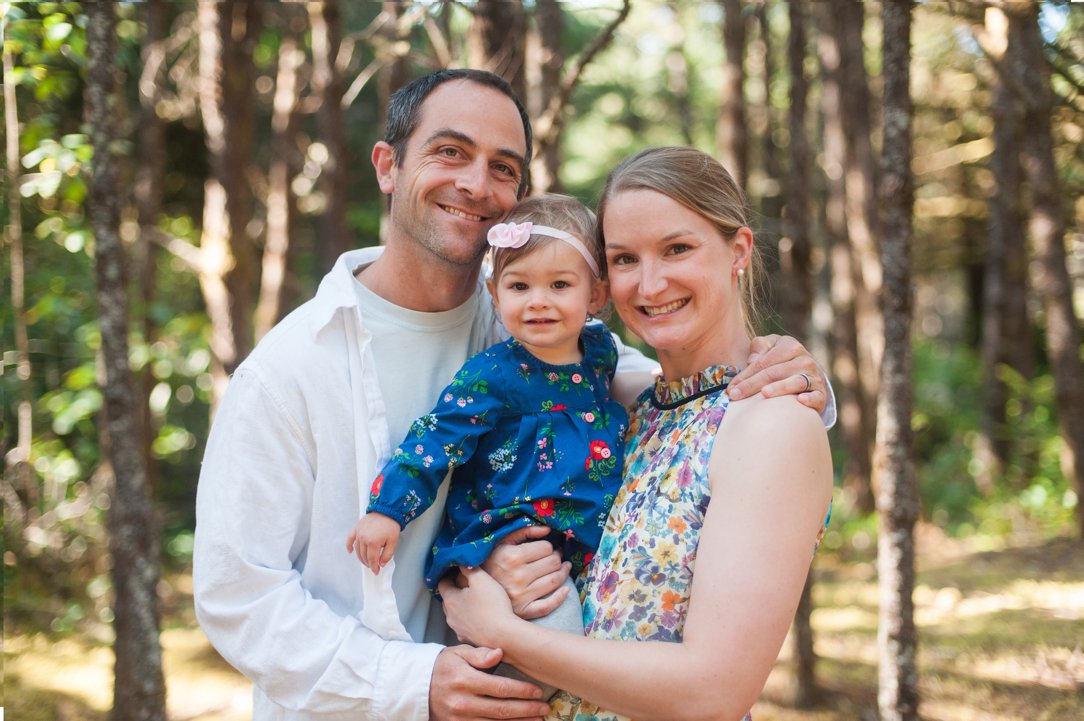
[2,1,1083,720]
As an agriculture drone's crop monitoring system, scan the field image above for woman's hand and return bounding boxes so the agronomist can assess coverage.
[439,567,521,649]
[728,334,829,414]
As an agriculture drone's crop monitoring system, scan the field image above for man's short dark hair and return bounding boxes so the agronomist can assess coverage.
[384,69,533,197]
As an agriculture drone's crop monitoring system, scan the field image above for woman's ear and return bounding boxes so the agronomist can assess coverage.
[731,227,754,273]
[372,141,396,195]
[588,279,610,316]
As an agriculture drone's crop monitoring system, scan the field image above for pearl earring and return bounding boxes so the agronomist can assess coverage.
[737,267,745,293]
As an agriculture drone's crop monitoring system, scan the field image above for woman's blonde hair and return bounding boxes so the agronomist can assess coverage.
[596,146,762,332]
[490,193,603,281]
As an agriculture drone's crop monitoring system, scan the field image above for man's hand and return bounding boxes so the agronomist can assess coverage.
[482,525,571,620]
[429,645,550,721]
[728,334,828,414]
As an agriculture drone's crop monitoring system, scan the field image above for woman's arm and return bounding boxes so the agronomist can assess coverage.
[440,395,833,721]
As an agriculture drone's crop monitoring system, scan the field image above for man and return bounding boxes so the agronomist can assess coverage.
[194,69,829,721]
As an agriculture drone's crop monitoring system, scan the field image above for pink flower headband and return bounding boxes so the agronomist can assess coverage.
[486,221,600,277]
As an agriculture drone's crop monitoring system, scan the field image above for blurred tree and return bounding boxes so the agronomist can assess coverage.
[876,2,919,720]
[3,4,33,524]
[526,0,565,192]
[134,0,167,494]
[255,5,305,340]
[975,4,1034,493]
[469,0,526,100]
[782,1,820,705]
[718,0,748,186]
[1009,0,1084,538]
[309,0,348,271]
[818,1,874,513]
[86,2,167,718]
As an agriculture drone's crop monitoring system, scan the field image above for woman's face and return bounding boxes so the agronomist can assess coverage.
[602,188,750,376]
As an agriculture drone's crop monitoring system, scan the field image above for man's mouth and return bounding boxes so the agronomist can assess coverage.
[642,299,688,317]
[439,204,484,222]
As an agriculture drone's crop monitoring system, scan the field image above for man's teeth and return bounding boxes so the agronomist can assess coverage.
[444,206,482,221]
[643,299,687,317]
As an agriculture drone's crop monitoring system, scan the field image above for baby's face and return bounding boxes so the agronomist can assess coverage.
[489,241,608,366]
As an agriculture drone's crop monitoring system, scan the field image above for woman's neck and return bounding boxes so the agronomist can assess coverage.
[656,327,752,381]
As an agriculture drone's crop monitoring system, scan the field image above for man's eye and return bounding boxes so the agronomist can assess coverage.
[494,163,517,178]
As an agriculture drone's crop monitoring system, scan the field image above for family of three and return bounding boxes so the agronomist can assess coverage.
[194,68,835,721]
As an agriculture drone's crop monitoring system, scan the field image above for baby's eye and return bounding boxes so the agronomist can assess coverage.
[509,282,528,291]
[552,280,570,289]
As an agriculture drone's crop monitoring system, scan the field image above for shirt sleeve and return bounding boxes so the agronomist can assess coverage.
[193,367,442,719]
[367,350,505,526]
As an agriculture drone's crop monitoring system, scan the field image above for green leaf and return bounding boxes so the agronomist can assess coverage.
[44,20,71,42]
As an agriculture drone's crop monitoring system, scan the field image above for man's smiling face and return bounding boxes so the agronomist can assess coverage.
[380,79,528,269]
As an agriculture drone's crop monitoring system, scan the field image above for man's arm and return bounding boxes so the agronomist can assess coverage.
[194,367,443,716]
[722,334,836,427]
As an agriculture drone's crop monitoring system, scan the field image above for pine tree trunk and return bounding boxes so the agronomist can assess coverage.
[196,0,261,407]
[255,13,303,340]
[3,14,33,521]
[86,4,167,720]
[135,0,166,498]
[310,0,349,272]
[977,5,1034,492]
[718,0,748,186]
[876,3,919,719]
[1010,1,1084,539]
[783,1,819,706]
[469,0,527,101]
[818,3,875,513]
[837,0,883,464]
[527,0,565,193]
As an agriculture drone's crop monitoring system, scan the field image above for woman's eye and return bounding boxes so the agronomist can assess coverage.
[609,254,635,266]
[667,244,692,255]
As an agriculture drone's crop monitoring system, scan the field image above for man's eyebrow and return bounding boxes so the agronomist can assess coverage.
[422,128,527,171]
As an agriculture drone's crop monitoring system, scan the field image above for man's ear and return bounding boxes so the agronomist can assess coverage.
[372,141,396,195]
[588,279,609,316]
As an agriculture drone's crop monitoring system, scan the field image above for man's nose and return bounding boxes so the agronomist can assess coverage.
[454,159,492,200]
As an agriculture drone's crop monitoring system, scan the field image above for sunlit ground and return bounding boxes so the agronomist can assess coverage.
[6,527,1083,721]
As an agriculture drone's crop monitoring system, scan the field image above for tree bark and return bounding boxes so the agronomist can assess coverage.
[818,3,874,514]
[1010,0,1084,538]
[876,2,919,720]
[86,4,167,720]
[977,5,1034,492]
[135,0,167,497]
[196,0,261,407]
[3,11,33,520]
[255,17,303,340]
[718,0,748,186]
[527,0,565,193]
[309,0,349,272]
[783,1,819,706]
[837,0,883,458]
[469,0,527,101]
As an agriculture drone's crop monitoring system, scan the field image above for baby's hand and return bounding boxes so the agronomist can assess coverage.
[345,513,401,574]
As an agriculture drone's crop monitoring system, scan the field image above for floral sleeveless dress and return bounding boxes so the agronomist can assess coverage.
[547,364,760,721]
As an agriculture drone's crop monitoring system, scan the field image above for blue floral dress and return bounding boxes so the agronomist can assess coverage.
[367,324,628,589]
[547,364,829,721]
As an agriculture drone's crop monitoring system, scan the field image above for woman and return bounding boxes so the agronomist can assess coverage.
[438,146,834,721]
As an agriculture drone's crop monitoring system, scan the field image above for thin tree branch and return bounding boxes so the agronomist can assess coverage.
[534,0,631,143]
